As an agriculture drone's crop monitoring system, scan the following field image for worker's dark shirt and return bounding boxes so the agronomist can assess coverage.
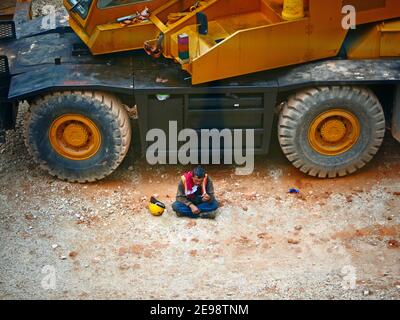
[176,176,215,206]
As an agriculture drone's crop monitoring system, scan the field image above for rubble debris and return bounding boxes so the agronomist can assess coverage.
[387,239,400,249]
[257,233,271,240]
[69,251,78,258]
[24,213,34,221]
[186,220,197,229]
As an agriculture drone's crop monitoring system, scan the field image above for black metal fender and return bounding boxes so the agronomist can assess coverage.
[8,63,134,100]
[392,85,400,142]
[0,56,12,142]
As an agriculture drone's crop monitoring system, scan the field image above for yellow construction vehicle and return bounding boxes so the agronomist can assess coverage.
[1,0,400,181]
[66,0,400,83]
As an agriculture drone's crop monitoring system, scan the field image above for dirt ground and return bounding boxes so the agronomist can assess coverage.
[1,101,399,300]
[0,0,400,300]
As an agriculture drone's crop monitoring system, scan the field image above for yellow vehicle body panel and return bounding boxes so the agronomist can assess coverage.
[347,19,400,59]
[70,17,160,55]
[65,0,400,84]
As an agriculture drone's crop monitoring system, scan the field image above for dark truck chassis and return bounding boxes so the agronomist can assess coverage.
[1,8,400,160]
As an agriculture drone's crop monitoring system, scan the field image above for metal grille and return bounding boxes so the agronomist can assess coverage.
[0,21,15,42]
[0,56,10,103]
[0,56,9,78]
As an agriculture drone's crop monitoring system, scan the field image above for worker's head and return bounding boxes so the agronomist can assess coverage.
[192,166,206,186]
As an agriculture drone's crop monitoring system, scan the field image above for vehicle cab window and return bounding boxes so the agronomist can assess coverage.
[98,0,150,9]
[67,0,93,19]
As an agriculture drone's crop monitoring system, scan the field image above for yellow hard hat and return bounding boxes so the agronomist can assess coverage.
[148,196,166,216]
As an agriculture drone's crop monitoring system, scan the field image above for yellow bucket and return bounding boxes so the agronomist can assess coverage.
[282,0,304,21]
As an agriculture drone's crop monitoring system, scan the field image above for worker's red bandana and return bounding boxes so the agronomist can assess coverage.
[181,171,208,199]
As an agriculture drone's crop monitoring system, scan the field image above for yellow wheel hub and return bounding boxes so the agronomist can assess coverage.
[308,109,360,156]
[62,123,89,148]
[49,114,101,160]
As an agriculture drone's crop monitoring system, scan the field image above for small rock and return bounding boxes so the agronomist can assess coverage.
[189,250,197,257]
[294,225,303,231]
[242,206,248,212]
[69,251,78,258]
[25,213,34,221]
[119,264,130,271]
[363,290,370,296]
[52,244,58,249]
[128,166,134,171]
[60,256,67,260]
[118,247,128,256]
[288,239,300,245]
[388,239,400,249]
[186,220,197,229]
[257,233,271,239]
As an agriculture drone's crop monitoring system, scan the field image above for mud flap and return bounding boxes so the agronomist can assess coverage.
[0,55,13,143]
[392,85,400,143]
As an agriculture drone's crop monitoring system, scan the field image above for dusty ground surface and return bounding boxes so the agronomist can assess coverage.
[0,102,399,300]
[0,0,399,300]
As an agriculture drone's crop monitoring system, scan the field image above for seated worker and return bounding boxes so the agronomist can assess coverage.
[172,166,219,219]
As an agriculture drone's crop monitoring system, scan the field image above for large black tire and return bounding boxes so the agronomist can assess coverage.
[24,91,131,183]
[278,86,386,178]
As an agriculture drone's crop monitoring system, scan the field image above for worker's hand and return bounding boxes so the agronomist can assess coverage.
[202,194,211,202]
[189,204,200,215]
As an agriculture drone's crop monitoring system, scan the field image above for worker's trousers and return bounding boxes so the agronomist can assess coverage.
[172,197,219,219]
